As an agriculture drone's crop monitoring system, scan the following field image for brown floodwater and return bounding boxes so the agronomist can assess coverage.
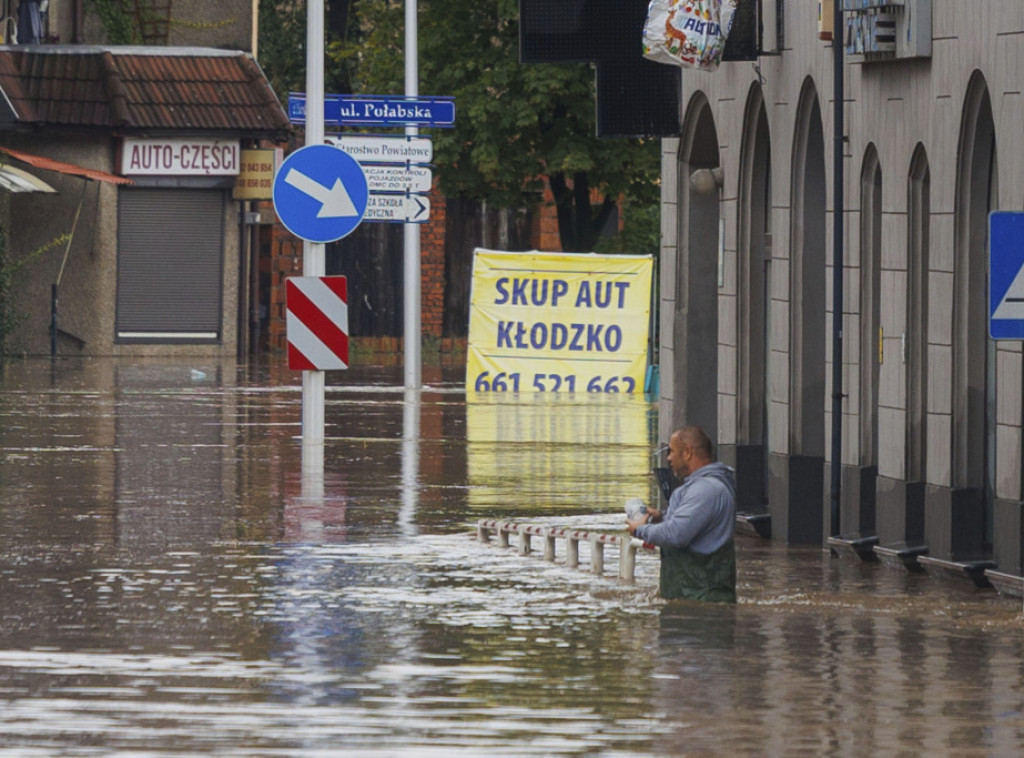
[1,357,1022,756]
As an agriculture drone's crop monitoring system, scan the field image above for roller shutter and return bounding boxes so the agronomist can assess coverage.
[116,188,225,342]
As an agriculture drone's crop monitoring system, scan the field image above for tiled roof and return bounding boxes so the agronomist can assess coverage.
[0,46,291,138]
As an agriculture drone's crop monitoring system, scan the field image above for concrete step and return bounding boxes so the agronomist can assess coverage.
[873,542,928,572]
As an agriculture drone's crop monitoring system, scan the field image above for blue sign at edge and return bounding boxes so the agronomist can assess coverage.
[272,144,368,244]
[989,211,1024,340]
[289,94,456,128]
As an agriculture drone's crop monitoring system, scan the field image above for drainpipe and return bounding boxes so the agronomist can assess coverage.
[829,1,845,537]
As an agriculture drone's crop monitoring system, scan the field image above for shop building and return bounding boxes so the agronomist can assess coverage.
[659,2,1024,580]
[0,45,289,357]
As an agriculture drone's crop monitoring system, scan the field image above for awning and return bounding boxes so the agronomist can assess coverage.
[0,146,134,185]
[0,164,55,193]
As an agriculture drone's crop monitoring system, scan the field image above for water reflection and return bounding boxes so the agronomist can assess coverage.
[465,391,658,516]
[1,358,1024,755]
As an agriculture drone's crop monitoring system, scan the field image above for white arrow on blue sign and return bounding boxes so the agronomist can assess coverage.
[990,211,1024,339]
[272,144,368,243]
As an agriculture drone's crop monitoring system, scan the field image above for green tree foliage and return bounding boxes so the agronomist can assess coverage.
[330,0,660,254]
[84,0,141,44]
[258,1,310,101]
[259,0,356,115]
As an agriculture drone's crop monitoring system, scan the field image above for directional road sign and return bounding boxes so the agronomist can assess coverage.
[990,211,1024,339]
[362,164,432,194]
[326,135,432,165]
[289,94,455,128]
[365,194,430,224]
[273,144,368,243]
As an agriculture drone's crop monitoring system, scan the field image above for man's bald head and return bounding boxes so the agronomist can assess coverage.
[667,425,714,478]
[672,426,713,461]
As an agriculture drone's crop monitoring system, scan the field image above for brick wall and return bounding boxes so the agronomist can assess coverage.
[267,203,303,354]
[535,180,562,251]
[420,181,446,339]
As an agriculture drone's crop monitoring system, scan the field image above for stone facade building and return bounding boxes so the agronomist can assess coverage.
[659,1,1024,580]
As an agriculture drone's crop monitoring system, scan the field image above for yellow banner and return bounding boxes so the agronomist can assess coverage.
[466,249,653,394]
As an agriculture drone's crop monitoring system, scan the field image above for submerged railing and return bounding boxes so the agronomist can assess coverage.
[475,519,655,583]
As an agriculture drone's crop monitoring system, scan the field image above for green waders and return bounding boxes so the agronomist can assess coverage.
[659,540,736,603]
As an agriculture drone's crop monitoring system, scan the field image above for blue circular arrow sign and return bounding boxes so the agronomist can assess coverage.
[272,144,368,243]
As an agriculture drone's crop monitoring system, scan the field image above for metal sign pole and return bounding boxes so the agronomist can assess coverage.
[404,0,422,389]
[303,0,326,476]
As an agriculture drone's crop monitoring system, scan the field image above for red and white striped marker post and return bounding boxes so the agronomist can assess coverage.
[286,276,349,370]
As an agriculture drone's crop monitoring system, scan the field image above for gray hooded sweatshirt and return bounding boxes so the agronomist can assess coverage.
[635,461,736,555]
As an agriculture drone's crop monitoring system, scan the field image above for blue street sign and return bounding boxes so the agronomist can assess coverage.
[288,94,456,128]
[989,211,1024,339]
[272,145,368,244]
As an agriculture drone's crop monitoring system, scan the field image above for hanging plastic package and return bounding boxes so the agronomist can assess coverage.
[642,0,739,72]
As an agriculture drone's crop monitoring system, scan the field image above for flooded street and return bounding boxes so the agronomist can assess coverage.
[2,358,1024,756]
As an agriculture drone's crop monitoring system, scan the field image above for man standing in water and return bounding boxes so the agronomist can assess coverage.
[626,425,737,603]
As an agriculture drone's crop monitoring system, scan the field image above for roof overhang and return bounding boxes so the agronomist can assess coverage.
[0,145,134,184]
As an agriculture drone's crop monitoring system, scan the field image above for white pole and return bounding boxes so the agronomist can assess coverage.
[399,387,420,538]
[404,0,422,389]
[303,0,326,476]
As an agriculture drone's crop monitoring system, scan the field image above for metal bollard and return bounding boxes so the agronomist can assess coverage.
[477,520,491,542]
[498,523,510,548]
[543,527,556,561]
[567,532,580,568]
[619,537,642,582]
[590,535,604,575]
[519,530,531,555]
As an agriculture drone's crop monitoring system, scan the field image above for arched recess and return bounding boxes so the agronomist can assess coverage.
[859,145,882,470]
[877,143,930,547]
[840,143,882,539]
[906,144,930,487]
[945,71,997,558]
[671,93,721,440]
[790,80,827,459]
[736,82,772,512]
[768,77,826,545]
[895,143,930,545]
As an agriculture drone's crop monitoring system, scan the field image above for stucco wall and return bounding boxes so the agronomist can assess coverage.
[4,133,115,356]
[2,133,242,358]
[68,0,256,51]
[661,1,1024,529]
